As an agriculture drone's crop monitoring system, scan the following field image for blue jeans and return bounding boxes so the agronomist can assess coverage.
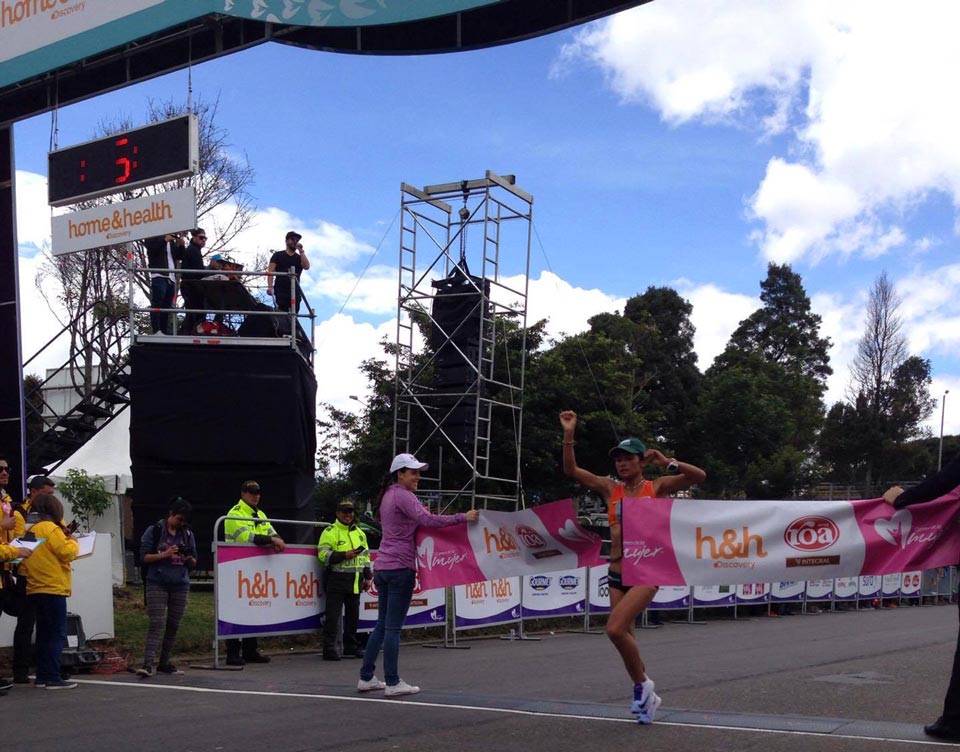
[31,594,67,684]
[360,568,416,686]
[150,277,175,334]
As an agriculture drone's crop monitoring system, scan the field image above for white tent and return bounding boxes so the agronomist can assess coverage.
[50,408,131,586]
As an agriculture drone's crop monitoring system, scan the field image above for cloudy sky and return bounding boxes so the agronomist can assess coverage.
[13,0,960,436]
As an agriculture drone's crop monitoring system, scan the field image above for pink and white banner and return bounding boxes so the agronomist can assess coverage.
[216,544,324,638]
[622,489,960,586]
[414,500,602,590]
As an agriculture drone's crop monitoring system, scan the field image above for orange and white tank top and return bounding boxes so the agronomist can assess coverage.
[607,480,655,526]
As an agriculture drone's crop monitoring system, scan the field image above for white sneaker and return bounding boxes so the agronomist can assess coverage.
[384,679,420,697]
[637,691,662,724]
[357,676,386,692]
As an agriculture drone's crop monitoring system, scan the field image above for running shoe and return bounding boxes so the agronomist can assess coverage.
[156,663,183,675]
[631,678,654,714]
[637,691,662,724]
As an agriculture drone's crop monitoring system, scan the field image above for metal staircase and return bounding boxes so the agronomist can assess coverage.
[23,301,131,474]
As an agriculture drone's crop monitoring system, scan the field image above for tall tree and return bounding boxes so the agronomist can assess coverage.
[820,272,935,487]
[623,286,701,447]
[728,263,832,386]
[694,264,830,497]
[849,271,906,411]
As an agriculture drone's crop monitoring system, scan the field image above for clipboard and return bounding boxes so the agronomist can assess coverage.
[73,532,97,559]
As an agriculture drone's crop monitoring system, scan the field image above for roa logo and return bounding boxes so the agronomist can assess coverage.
[784,516,840,552]
[515,525,545,548]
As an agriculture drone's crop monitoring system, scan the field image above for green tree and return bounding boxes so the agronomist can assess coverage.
[694,264,830,497]
[820,273,935,488]
[623,286,701,447]
[57,468,113,532]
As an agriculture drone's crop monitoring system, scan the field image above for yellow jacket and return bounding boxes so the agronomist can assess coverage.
[0,541,22,586]
[1,489,13,545]
[25,520,79,596]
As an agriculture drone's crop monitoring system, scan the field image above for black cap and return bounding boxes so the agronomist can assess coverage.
[285,231,302,242]
[337,500,356,512]
[241,480,261,493]
[28,475,55,490]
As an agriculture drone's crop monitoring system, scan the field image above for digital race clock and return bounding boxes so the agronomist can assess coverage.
[47,114,199,207]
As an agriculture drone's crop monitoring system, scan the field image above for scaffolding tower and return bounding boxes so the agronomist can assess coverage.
[394,171,532,511]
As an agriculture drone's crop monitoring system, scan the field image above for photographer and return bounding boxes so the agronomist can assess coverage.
[136,497,197,678]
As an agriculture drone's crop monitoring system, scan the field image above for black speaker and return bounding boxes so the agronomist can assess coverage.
[430,272,489,447]
[128,343,317,567]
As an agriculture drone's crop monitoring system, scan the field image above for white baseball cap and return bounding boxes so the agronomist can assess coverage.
[390,453,429,473]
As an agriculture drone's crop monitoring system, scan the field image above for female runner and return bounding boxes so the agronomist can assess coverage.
[560,410,705,723]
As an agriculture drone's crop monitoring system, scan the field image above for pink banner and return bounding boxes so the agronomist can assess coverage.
[414,499,602,590]
[621,488,960,586]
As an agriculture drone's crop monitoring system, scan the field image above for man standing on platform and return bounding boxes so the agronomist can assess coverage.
[223,480,285,666]
[318,500,371,661]
[178,228,208,335]
[144,233,184,334]
[267,231,309,313]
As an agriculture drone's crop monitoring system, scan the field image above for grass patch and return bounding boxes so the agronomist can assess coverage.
[111,586,216,659]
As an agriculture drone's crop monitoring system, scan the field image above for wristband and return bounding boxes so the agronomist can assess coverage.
[666,460,679,473]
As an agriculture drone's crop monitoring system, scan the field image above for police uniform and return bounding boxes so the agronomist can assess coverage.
[223,483,280,665]
[318,501,371,659]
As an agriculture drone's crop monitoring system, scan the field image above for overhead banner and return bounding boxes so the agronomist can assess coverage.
[51,186,196,255]
[216,544,324,638]
[622,489,960,586]
[0,0,502,89]
[414,499,602,590]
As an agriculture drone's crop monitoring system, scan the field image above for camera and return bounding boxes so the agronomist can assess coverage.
[176,544,195,558]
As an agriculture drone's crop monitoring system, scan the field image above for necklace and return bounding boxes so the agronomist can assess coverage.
[622,479,646,493]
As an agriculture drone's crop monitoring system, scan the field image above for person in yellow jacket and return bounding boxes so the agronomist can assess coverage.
[0,516,33,696]
[10,475,56,684]
[318,500,372,661]
[223,480,285,666]
[24,493,79,690]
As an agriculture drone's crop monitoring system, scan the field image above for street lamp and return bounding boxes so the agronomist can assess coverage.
[349,394,367,408]
[939,390,950,471]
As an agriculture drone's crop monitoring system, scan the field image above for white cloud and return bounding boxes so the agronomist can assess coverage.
[565,1,960,264]
[929,377,960,437]
[500,270,626,341]
[15,170,55,252]
[314,313,395,412]
[679,282,757,368]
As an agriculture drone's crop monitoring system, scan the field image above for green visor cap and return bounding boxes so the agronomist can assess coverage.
[609,438,646,457]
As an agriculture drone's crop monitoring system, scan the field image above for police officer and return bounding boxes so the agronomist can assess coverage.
[223,480,284,666]
[318,500,372,661]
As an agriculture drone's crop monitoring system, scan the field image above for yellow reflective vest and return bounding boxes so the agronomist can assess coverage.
[317,519,371,594]
[224,499,276,543]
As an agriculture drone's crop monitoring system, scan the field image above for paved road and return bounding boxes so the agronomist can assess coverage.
[4,603,959,751]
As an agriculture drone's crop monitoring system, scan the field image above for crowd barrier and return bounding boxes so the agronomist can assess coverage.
[208,515,957,665]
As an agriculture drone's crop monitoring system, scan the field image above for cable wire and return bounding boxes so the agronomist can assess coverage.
[531,221,620,442]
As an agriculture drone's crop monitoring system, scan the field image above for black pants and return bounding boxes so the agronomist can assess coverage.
[323,573,361,656]
[179,282,205,334]
[226,637,259,660]
[942,604,960,722]
[13,577,35,678]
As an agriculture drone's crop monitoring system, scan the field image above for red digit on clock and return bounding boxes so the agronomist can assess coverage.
[114,137,132,184]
